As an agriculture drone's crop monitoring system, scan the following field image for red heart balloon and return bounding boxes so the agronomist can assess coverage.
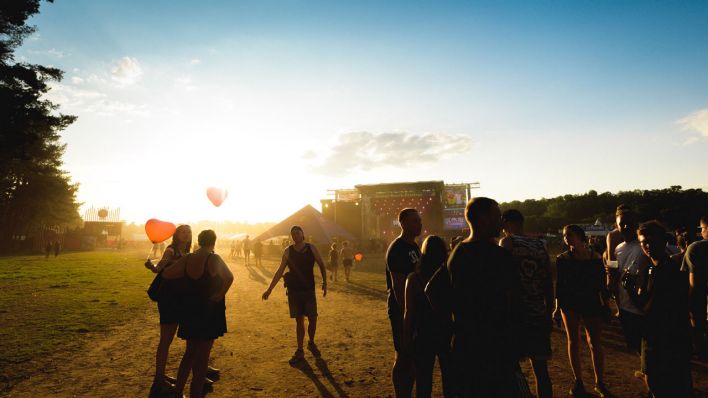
[145,219,176,244]
[206,187,228,207]
[354,253,364,262]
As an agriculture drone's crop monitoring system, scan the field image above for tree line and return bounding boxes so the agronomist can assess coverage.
[499,186,708,234]
[0,0,81,252]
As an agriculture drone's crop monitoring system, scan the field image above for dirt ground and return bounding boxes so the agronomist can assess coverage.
[5,254,708,397]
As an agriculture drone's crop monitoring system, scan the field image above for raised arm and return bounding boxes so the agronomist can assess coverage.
[262,250,289,300]
[310,245,327,297]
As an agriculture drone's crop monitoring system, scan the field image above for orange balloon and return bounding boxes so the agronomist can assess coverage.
[98,208,108,218]
[354,253,364,262]
[145,219,176,244]
[207,187,228,207]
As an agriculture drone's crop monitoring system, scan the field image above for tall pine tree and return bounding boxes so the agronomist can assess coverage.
[0,0,81,252]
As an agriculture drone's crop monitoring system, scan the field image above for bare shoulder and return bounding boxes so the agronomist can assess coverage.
[499,236,513,250]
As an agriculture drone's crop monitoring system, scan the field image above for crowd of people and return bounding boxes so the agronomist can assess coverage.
[141,197,707,398]
[385,199,707,398]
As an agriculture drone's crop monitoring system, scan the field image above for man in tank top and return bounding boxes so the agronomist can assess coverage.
[262,226,327,364]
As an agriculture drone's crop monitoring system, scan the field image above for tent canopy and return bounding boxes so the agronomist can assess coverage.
[255,205,356,244]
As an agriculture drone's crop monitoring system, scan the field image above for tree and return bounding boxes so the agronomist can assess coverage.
[0,0,81,252]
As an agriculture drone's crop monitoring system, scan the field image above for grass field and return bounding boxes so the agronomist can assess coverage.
[0,250,155,391]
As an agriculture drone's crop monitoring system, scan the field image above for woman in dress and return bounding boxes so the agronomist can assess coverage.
[403,235,453,397]
[554,224,611,397]
[144,224,191,395]
[162,229,233,398]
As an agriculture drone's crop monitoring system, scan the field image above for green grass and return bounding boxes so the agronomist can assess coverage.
[0,250,155,388]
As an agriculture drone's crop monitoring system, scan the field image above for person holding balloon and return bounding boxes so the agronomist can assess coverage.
[162,229,234,398]
[144,223,192,396]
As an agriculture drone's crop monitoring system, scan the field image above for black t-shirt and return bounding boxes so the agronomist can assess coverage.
[681,240,708,307]
[448,240,522,364]
[643,259,690,348]
[386,237,420,316]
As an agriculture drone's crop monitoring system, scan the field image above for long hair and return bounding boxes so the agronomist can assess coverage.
[420,235,448,281]
[171,224,192,256]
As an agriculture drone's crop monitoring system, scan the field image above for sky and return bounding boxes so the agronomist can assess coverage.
[16,0,708,224]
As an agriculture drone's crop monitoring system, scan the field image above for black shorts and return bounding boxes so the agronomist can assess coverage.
[389,314,404,352]
[619,310,644,353]
[287,289,317,318]
[641,339,691,393]
[521,328,552,360]
[343,259,353,267]
[158,298,180,325]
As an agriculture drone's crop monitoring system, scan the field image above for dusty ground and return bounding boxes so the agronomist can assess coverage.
[4,254,708,397]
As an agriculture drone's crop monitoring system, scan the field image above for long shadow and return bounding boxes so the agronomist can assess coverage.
[244,263,266,284]
[315,357,350,398]
[254,263,274,278]
[290,359,336,398]
[329,281,387,301]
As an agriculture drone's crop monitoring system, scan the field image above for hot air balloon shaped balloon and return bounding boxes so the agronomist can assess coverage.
[145,219,176,244]
[206,187,228,207]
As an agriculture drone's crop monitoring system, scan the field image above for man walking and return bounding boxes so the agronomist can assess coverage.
[262,226,327,364]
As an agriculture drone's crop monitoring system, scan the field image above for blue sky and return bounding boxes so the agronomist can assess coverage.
[17,1,708,223]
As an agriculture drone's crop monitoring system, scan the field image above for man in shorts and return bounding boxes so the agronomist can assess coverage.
[500,209,553,398]
[635,221,691,397]
[386,208,422,397]
[340,241,354,282]
[262,226,327,364]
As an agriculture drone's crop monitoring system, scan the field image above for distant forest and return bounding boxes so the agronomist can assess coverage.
[499,186,708,234]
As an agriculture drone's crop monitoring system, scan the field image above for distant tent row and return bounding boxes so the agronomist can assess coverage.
[255,205,355,244]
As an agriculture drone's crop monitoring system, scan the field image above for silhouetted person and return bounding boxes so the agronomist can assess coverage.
[608,206,649,355]
[403,235,453,398]
[340,241,354,282]
[448,197,530,397]
[253,239,263,266]
[554,225,610,397]
[682,214,708,360]
[53,240,60,257]
[328,243,339,282]
[45,241,52,260]
[633,221,691,397]
[144,225,195,396]
[262,226,327,364]
[163,229,233,398]
[386,208,422,398]
[500,209,553,398]
[243,236,251,266]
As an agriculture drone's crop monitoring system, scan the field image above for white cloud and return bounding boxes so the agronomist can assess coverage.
[47,48,66,58]
[174,75,197,92]
[45,82,149,117]
[189,58,201,65]
[308,131,472,176]
[677,108,708,143]
[71,76,84,85]
[111,56,143,86]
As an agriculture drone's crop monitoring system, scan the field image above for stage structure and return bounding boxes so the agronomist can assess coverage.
[321,181,479,241]
[81,206,123,249]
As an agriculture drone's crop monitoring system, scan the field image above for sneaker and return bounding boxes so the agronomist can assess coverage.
[307,341,322,357]
[594,383,611,398]
[149,379,176,397]
[205,366,220,380]
[569,379,586,397]
[289,349,305,364]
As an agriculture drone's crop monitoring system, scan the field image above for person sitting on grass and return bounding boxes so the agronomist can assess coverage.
[262,226,327,364]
